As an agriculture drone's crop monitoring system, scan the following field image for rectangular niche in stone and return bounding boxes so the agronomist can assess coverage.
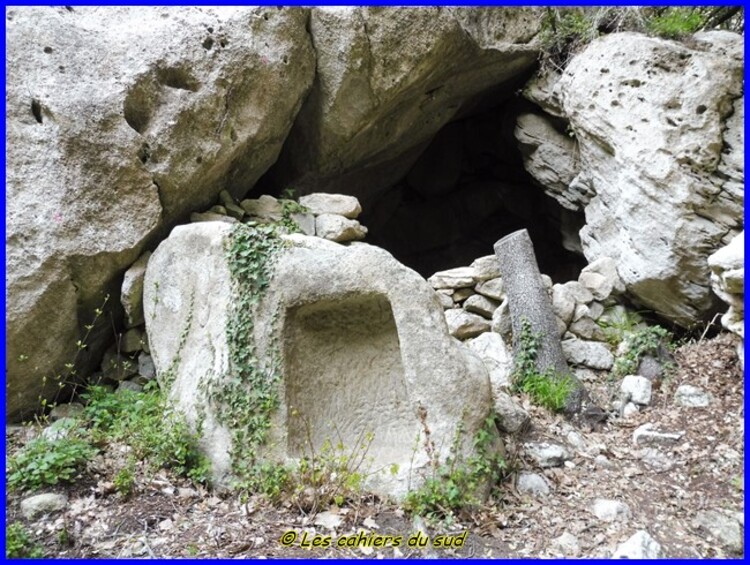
[283,293,414,466]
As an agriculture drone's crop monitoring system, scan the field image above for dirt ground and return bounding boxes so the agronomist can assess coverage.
[5,333,744,558]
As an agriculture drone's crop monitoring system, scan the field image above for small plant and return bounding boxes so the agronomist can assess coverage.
[82,384,210,485]
[512,318,575,412]
[612,325,671,378]
[597,308,645,347]
[647,7,704,38]
[516,370,575,412]
[205,222,286,481]
[404,410,506,521]
[7,435,96,492]
[539,8,598,70]
[289,412,379,512]
[113,459,136,496]
[6,523,45,558]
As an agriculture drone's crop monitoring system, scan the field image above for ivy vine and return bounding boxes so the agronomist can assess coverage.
[205,222,287,478]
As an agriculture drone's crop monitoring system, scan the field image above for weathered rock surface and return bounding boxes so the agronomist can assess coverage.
[523,442,572,468]
[620,375,652,406]
[444,309,491,340]
[20,493,68,521]
[463,294,500,319]
[6,6,315,420]
[121,251,151,328]
[514,112,582,210]
[592,499,630,523]
[708,232,744,356]
[611,530,662,558]
[517,471,551,497]
[674,384,712,408]
[299,193,362,219]
[463,332,513,393]
[492,392,530,434]
[144,222,496,498]
[692,510,744,554]
[557,32,744,326]
[271,7,543,200]
[314,214,368,242]
[562,339,614,370]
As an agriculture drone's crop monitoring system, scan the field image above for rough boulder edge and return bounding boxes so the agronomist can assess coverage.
[143,222,496,499]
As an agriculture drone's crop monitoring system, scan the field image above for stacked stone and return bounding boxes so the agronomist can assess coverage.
[190,191,368,244]
[94,252,158,394]
[428,255,504,339]
[708,231,744,367]
[431,254,636,374]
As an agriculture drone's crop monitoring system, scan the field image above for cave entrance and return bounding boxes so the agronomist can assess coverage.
[360,97,587,282]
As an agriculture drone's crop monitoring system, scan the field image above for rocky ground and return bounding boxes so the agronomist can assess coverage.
[5,333,744,558]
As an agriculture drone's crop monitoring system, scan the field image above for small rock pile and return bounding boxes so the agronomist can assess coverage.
[707,231,744,367]
[190,191,368,243]
[429,255,631,375]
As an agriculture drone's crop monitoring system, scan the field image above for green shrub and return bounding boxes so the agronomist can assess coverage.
[82,384,210,484]
[113,459,136,496]
[512,318,575,412]
[7,435,96,492]
[6,523,45,558]
[647,7,704,38]
[516,371,575,413]
[404,414,506,521]
[612,325,671,378]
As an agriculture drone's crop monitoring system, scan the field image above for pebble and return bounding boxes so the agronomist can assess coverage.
[620,375,652,405]
[674,384,712,408]
[517,472,551,497]
[523,442,572,468]
[622,402,639,417]
[594,454,613,469]
[20,493,68,521]
[592,499,630,522]
[549,532,580,557]
[633,423,684,446]
[612,530,662,558]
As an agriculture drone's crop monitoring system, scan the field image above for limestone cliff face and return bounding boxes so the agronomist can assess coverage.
[522,31,744,327]
[5,6,315,420]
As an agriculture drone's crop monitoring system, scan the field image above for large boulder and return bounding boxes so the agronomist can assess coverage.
[708,231,744,365]
[269,7,543,203]
[555,32,744,326]
[5,7,314,420]
[143,222,496,498]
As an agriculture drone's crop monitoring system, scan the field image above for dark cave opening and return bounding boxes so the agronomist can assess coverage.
[359,97,587,282]
[257,93,588,283]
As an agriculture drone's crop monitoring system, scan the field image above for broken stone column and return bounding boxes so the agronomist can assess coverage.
[494,229,583,412]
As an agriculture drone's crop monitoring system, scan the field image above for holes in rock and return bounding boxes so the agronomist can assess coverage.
[137,142,151,164]
[123,83,154,134]
[284,294,415,463]
[202,37,214,50]
[229,128,238,142]
[219,38,228,48]
[282,55,288,65]
[30,99,43,124]
[195,155,203,164]
[696,105,707,115]
[156,66,199,92]
[43,46,53,54]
